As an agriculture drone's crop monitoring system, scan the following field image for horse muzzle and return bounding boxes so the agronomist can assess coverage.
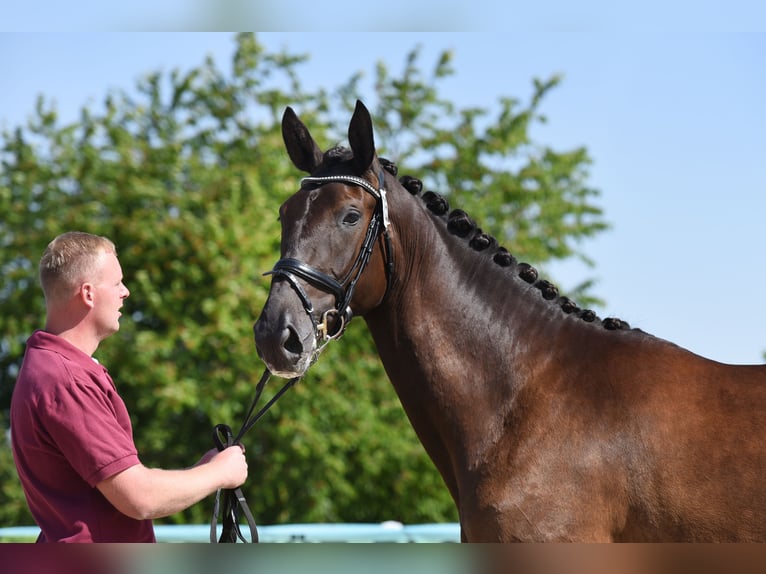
[253,287,317,378]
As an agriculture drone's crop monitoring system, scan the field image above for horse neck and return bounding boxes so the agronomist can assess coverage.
[363,196,591,470]
[368,218,564,388]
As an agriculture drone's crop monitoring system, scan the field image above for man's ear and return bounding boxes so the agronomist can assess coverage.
[80,283,95,308]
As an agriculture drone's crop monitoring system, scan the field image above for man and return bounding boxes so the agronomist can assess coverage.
[10,231,248,542]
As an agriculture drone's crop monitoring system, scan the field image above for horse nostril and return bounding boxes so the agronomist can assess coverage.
[283,325,303,355]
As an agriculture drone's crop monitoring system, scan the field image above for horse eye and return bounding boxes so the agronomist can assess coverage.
[342,211,361,225]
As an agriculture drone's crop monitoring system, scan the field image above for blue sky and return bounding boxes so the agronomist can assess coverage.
[2,30,765,364]
[2,1,765,32]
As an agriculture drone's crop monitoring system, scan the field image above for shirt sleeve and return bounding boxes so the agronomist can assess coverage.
[41,362,141,487]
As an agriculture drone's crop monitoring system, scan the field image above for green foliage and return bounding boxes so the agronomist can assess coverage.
[0,33,607,527]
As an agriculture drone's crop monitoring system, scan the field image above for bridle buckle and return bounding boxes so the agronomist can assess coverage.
[317,308,351,341]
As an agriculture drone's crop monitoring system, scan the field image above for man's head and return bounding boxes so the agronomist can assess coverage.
[40,231,130,344]
[40,232,116,303]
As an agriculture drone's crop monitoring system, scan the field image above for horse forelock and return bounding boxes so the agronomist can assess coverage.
[312,146,354,174]
[315,147,397,180]
[324,145,352,163]
[393,171,632,332]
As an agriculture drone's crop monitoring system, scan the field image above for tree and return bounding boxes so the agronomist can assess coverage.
[0,33,607,527]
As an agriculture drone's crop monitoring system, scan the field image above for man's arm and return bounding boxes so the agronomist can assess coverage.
[96,445,247,520]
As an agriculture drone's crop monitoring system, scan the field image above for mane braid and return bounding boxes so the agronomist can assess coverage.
[395,172,631,332]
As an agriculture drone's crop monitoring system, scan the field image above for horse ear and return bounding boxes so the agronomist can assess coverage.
[282,106,324,173]
[348,100,376,176]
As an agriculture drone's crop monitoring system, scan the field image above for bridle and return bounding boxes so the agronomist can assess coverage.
[264,170,394,346]
[209,170,394,543]
[265,171,393,344]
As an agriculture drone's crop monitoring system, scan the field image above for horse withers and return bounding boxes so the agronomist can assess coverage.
[254,100,766,542]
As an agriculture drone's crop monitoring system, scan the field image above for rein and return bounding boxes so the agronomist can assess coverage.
[209,369,298,543]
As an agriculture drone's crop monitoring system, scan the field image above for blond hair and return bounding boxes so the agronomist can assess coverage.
[39,231,117,304]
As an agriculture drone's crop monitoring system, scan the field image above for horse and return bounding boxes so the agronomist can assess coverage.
[253,100,766,542]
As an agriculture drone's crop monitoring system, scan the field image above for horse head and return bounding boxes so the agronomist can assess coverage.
[254,101,392,377]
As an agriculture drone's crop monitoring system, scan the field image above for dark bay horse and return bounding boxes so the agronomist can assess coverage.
[253,100,766,542]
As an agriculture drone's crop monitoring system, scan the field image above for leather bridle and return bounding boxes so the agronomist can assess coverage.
[209,170,394,543]
[264,171,394,344]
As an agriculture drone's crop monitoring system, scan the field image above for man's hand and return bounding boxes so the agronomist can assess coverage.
[209,445,248,489]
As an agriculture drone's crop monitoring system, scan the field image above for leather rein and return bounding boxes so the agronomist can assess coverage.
[209,171,393,543]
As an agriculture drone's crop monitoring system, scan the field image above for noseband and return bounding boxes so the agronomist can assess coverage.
[264,171,393,343]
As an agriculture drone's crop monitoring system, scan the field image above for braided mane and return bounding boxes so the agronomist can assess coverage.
[379,158,631,332]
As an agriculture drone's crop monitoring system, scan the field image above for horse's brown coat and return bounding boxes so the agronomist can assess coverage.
[254,101,766,542]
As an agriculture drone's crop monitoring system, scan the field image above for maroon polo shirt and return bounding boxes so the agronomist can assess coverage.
[10,330,155,542]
